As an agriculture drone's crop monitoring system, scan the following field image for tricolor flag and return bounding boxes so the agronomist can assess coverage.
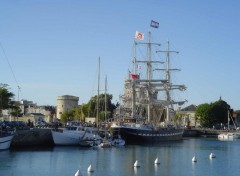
[150,20,159,28]
[135,31,144,40]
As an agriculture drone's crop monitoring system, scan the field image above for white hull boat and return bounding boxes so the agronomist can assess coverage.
[51,126,102,146]
[218,110,240,141]
[0,131,15,150]
[218,132,240,141]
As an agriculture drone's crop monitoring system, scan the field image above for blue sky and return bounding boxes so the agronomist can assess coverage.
[0,0,239,110]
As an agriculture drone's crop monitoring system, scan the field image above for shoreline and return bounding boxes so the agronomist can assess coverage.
[10,128,237,149]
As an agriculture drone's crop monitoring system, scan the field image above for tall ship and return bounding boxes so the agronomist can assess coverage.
[111,31,187,144]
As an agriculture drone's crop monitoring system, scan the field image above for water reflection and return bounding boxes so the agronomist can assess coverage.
[1,138,240,176]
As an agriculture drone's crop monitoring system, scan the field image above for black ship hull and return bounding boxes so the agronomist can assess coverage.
[111,126,183,144]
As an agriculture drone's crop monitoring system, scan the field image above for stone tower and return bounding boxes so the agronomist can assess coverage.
[57,95,79,119]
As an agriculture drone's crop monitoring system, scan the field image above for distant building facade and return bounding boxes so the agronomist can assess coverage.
[57,95,79,119]
[1,99,56,123]
[179,104,199,127]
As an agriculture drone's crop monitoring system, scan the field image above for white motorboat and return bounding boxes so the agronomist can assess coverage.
[0,130,15,150]
[51,126,102,146]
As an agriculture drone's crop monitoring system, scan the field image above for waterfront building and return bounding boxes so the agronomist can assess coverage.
[1,99,56,123]
[56,95,79,119]
[179,104,199,127]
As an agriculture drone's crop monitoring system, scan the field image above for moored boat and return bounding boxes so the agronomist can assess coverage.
[0,130,15,150]
[111,29,186,144]
[51,125,102,146]
[218,110,240,141]
[218,132,239,141]
[111,135,125,147]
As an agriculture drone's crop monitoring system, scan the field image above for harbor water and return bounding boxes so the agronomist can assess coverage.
[1,138,240,176]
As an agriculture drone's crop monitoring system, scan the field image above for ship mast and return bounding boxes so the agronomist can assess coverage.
[147,32,152,122]
[156,41,183,122]
[131,42,137,118]
[131,32,161,122]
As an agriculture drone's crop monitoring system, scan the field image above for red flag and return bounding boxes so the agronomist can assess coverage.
[135,31,144,40]
[130,73,139,79]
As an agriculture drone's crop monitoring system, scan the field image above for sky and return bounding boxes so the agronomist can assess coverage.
[0,0,240,110]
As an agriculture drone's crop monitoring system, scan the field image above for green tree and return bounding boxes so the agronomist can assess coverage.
[60,110,74,124]
[210,99,230,124]
[86,93,116,120]
[0,84,14,113]
[195,103,213,127]
[195,99,232,128]
[10,101,23,118]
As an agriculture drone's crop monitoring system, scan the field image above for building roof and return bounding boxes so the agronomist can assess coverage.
[181,104,197,111]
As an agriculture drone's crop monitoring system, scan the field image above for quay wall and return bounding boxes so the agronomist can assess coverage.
[10,128,233,148]
[11,128,54,148]
[183,128,233,137]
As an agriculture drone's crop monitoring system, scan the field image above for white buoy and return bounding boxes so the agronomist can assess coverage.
[87,164,94,172]
[75,169,80,176]
[192,156,197,162]
[154,157,160,164]
[209,153,216,159]
[134,160,140,167]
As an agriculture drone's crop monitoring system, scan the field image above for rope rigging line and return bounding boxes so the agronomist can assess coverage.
[0,42,22,100]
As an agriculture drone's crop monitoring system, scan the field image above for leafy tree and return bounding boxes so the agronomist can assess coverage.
[195,103,213,127]
[99,111,111,121]
[73,107,85,121]
[0,84,14,113]
[60,110,74,124]
[210,99,230,124]
[195,99,232,127]
[86,93,116,120]
[10,101,23,118]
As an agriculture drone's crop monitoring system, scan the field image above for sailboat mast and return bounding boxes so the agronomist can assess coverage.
[97,57,100,127]
[105,75,107,121]
[228,110,230,130]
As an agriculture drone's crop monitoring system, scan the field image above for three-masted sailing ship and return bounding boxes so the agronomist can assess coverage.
[111,31,187,144]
